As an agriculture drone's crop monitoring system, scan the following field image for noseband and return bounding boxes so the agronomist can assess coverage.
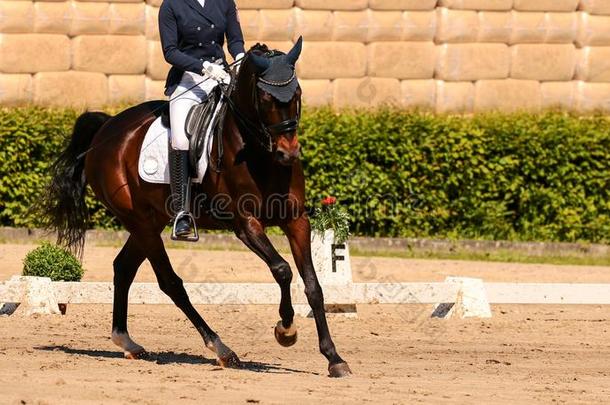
[223,57,301,152]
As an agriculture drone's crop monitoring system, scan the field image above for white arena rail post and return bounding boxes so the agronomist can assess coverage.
[431,277,492,319]
[0,276,60,316]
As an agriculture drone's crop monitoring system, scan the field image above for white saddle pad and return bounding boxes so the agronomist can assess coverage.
[138,116,214,184]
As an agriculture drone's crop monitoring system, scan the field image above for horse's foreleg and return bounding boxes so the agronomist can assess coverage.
[283,215,352,378]
[111,236,147,359]
[235,217,297,347]
[134,232,240,368]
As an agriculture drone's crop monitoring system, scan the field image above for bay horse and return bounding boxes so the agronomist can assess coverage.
[39,40,352,377]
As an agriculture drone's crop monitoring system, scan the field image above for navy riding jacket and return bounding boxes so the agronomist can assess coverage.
[158,0,245,96]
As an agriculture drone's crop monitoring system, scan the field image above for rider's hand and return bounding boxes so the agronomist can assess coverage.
[202,61,230,84]
[234,53,245,73]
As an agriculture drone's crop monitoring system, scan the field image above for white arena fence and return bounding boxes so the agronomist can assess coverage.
[2,277,610,318]
[2,232,609,317]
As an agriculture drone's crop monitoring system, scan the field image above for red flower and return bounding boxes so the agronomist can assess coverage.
[321,196,337,206]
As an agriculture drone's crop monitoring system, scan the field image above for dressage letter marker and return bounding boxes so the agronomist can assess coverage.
[331,244,346,273]
[296,230,356,317]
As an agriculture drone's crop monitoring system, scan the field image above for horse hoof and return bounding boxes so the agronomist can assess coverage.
[217,351,241,369]
[274,321,297,347]
[328,362,352,378]
[112,332,145,360]
[124,349,147,360]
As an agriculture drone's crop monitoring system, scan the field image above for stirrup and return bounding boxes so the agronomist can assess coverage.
[171,211,199,242]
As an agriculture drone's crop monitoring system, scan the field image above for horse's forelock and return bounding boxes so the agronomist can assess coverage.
[248,43,270,55]
[247,43,288,59]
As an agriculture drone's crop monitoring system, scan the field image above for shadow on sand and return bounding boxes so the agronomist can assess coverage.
[34,345,318,375]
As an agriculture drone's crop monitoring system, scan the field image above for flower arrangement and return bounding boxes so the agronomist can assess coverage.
[310,196,351,244]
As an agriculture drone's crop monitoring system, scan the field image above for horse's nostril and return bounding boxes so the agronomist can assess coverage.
[275,150,288,162]
[274,148,297,165]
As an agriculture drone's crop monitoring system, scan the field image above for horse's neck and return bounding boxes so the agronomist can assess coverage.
[223,72,261,154]
[217,66,292,183]
[219,110,292,191]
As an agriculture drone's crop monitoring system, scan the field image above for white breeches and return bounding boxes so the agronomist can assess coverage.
[169,71,219,151]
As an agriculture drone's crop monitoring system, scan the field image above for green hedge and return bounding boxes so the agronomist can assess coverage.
[1,106,609,243]
[0,107,120,229]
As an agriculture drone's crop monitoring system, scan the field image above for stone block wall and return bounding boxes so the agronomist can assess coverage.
[1,0,610,112]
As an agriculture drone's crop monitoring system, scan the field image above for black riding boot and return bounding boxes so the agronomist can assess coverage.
[169,149,193,237]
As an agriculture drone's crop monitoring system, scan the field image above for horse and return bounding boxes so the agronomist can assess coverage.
[39,40,352,378]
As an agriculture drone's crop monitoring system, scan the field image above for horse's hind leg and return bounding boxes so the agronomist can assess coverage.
[235,218,297,347]
[135,233,240,367]
[111,236,147,359]
[283,215,352,378]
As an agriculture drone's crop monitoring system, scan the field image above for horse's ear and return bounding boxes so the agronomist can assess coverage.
[249,52,271,74]
[286,36,303,66]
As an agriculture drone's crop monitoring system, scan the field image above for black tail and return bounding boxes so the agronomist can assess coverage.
[39,111,111,257]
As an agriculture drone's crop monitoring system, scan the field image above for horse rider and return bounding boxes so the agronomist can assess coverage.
[159,0,245,237]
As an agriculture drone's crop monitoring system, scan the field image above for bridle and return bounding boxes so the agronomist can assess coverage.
[250,83,301,152]
[222,54,302,152]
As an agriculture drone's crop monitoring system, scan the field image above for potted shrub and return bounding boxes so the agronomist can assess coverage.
[22,242,84,314]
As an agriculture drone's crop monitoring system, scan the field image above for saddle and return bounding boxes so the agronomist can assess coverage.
[185,88,221,177]
[160,86,227,178]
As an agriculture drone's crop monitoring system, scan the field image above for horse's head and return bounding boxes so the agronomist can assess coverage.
[235,38,303,166]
